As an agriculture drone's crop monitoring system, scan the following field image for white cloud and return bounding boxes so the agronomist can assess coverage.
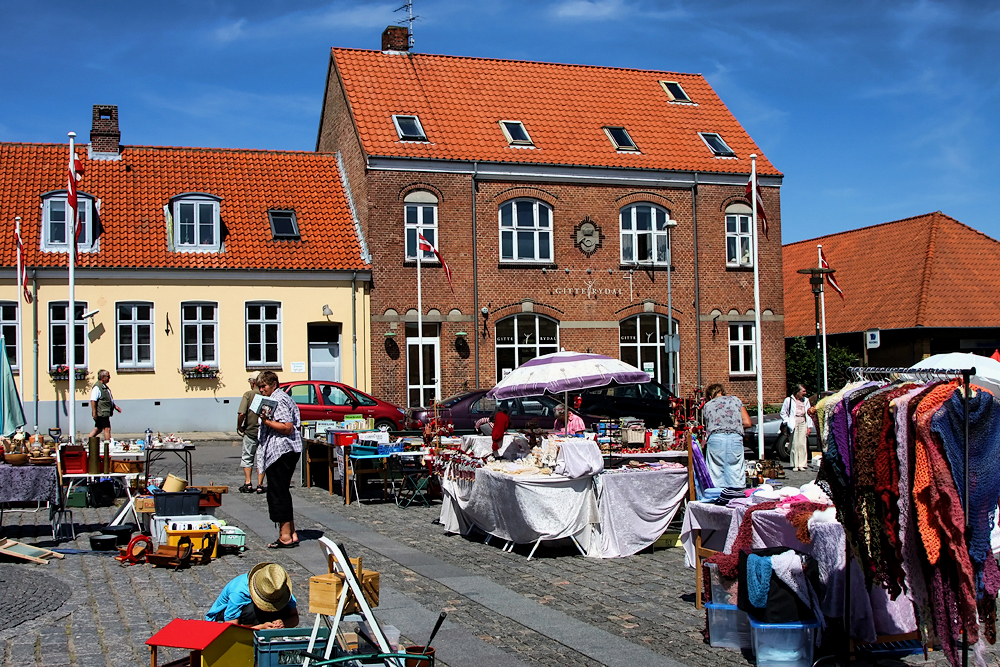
[551,0,626,20]
[209,2,398,45]
[214,18,248,44]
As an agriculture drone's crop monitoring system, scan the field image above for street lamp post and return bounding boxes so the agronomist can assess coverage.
[665,218,678,395]
[797,267,835,392]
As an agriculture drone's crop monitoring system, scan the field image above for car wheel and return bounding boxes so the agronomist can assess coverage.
[772,432,791,461]
[374,418,397,431]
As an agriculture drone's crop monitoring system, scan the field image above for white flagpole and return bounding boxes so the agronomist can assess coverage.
[67,132,77,445]
[416,236,424,410]
[15,215,23,402]
[751,154,765,460]
[818,245,828,392]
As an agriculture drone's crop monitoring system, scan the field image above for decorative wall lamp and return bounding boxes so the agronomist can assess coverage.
[322,304,333,317]
[481,307,490,339]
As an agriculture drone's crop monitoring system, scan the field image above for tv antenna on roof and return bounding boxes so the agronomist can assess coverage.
[395,0,418,50]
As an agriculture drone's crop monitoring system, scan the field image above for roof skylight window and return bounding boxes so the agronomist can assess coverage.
[660,81,692,102]
[499,120,533,146]
[604,126,638,152]
[700,132,736,157]
[392,115,427,142]
[268,210,300,239]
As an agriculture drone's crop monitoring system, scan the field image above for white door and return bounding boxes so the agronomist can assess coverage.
[308,323,341,381]
[406,323,440,407]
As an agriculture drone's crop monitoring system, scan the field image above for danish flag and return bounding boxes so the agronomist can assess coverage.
[417,233,454,293]
[820,248,844,299]
[67,151,84,258]
[14,226,31,303]
[745,176,768,240]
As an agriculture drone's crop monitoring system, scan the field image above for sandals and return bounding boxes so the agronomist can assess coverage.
[238,483,254,494]
[267,539,298,549]
[255,485,266,494]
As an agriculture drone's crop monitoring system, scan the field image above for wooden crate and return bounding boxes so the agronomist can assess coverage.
[111,460,144,474]
[309,557,379,615]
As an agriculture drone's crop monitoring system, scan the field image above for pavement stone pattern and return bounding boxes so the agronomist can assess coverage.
[0,443,981,667]
[0,564,70,632]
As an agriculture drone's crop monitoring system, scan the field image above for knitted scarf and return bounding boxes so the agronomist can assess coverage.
[707,499,782,580]
[786,501,833,545]
[852,391,891,586]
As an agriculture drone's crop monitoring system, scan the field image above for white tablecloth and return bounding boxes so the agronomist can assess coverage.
[460,434,528,459]
[590,467,688,558]
[441,467,598,543]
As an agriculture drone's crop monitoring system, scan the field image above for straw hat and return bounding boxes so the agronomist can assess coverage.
[248,563,292,612]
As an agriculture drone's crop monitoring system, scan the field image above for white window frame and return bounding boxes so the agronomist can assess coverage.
[729,322,756,376]
[405,322,441,408]
[494,314,560,383]
[659,80,692,103]
[619,314,678,386]
[726,204,753,268]
[0,301,19,372]
[499,120,533,146]
[172,194,222,253]
[620,204,672,265]
[49,301,88,370]
[116,302,155,370]
[246,301,282,369]
[392,115,427,142]
[603,126,639,151]
[181,301,219,368]
[41,193,95,253]
[404,193,439,262]
[499,199,553,263]
[700,132,736,157]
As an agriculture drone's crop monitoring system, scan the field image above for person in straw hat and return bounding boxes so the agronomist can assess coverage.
[206,562,299,630]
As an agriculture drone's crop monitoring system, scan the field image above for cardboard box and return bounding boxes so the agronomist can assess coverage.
[309,557,379,615]
[133,496,157,513]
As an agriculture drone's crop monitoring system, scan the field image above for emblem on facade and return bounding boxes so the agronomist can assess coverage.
[574,216,604,257]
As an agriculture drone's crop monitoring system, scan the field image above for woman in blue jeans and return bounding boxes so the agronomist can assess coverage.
[702,383,752,488]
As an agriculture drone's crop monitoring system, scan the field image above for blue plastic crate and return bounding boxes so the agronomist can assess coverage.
[350,444,379,457]
[705,602,751,650]
[378,443,404,455]
[749,617,818,667]
[255,627,331,666]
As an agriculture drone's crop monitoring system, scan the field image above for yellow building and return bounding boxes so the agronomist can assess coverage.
[1,105,371,435]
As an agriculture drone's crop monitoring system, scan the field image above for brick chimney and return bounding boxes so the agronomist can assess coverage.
[381,25,410,52]
[90,105,120,157]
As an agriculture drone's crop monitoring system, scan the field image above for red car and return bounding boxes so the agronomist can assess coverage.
[278,381,406,430]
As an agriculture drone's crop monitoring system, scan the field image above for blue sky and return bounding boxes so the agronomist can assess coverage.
[1,0,997,243]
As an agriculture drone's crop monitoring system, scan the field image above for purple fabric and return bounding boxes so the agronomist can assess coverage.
[691,437,714,492]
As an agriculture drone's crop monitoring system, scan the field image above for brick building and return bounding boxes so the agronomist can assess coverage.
[317,27,785,408]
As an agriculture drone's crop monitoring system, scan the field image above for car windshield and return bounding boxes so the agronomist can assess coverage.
[638,381,672,400]
[436,392,478,408]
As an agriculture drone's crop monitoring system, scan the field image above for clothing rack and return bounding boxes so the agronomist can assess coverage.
[837,367,974,667]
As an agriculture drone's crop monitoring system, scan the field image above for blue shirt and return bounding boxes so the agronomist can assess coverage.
[206,573,297,623]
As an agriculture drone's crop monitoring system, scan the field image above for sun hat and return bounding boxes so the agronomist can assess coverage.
[248,563,292,612]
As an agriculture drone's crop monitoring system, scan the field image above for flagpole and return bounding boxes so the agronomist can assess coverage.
[751,154,765,460]
[818,245,828,392]
[416,236,424,411]
[15,216,23,403]
[67,132,76,445]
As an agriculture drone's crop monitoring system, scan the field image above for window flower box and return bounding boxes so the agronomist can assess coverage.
[49,366,88,381]
[183,365,218,380]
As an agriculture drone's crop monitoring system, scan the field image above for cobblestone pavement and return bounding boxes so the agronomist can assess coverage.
[0,444,960,667]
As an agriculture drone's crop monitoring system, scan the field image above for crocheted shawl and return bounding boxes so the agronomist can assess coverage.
[707,499,782,580]
[786,501,832,545]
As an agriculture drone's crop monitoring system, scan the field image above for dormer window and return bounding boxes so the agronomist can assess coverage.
[700,132,736,157]
[268,210,299,239]
[604,126,639,152]
[392,115,427,142]
[171,193,222,252]
[499,121,533,146]
[40,191,96,253]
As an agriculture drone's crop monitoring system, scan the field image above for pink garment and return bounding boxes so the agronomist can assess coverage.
[554,413,586,435]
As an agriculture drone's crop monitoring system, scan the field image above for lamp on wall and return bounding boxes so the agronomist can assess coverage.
[480,307,490,339]
[321,304,333,317]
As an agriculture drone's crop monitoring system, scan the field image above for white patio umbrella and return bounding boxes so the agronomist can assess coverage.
[910,352,1000,396]
[486,351,651,435]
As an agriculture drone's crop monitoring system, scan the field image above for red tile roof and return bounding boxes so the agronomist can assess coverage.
[330,49,780,177]
[783,212,1000,335]
[0,142,367,270]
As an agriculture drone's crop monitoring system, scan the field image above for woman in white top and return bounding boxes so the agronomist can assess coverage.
[780,384,810,471]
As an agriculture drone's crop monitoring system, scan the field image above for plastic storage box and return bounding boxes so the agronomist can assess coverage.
[255,627,331,667]
[151,514,223,545]
[705,602,752,650]
[218,525,246,550]
[749,617,818,667]
[705,562,738,605]
[151,488,201,516]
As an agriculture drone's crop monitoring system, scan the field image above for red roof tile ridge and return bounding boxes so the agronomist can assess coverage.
[331,47,704,78]
[783,211,951,248]
[915,215,940,328]
[2,141,336,157]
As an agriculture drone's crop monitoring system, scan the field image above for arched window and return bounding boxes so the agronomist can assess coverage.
[499,199,552,262]
[620,203,672,265]
[495,314,559,382]
[404,191,438,261]
[725,203,752,267]
[619,314,679,390]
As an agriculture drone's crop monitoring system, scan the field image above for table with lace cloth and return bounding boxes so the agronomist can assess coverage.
[0,464,58,504]
[590,467,689,558]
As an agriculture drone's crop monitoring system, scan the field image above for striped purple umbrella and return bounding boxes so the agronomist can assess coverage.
[486,351,651,400]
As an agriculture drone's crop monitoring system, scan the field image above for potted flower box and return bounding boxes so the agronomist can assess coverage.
[50,366,88,381]
[183,364,218,379]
